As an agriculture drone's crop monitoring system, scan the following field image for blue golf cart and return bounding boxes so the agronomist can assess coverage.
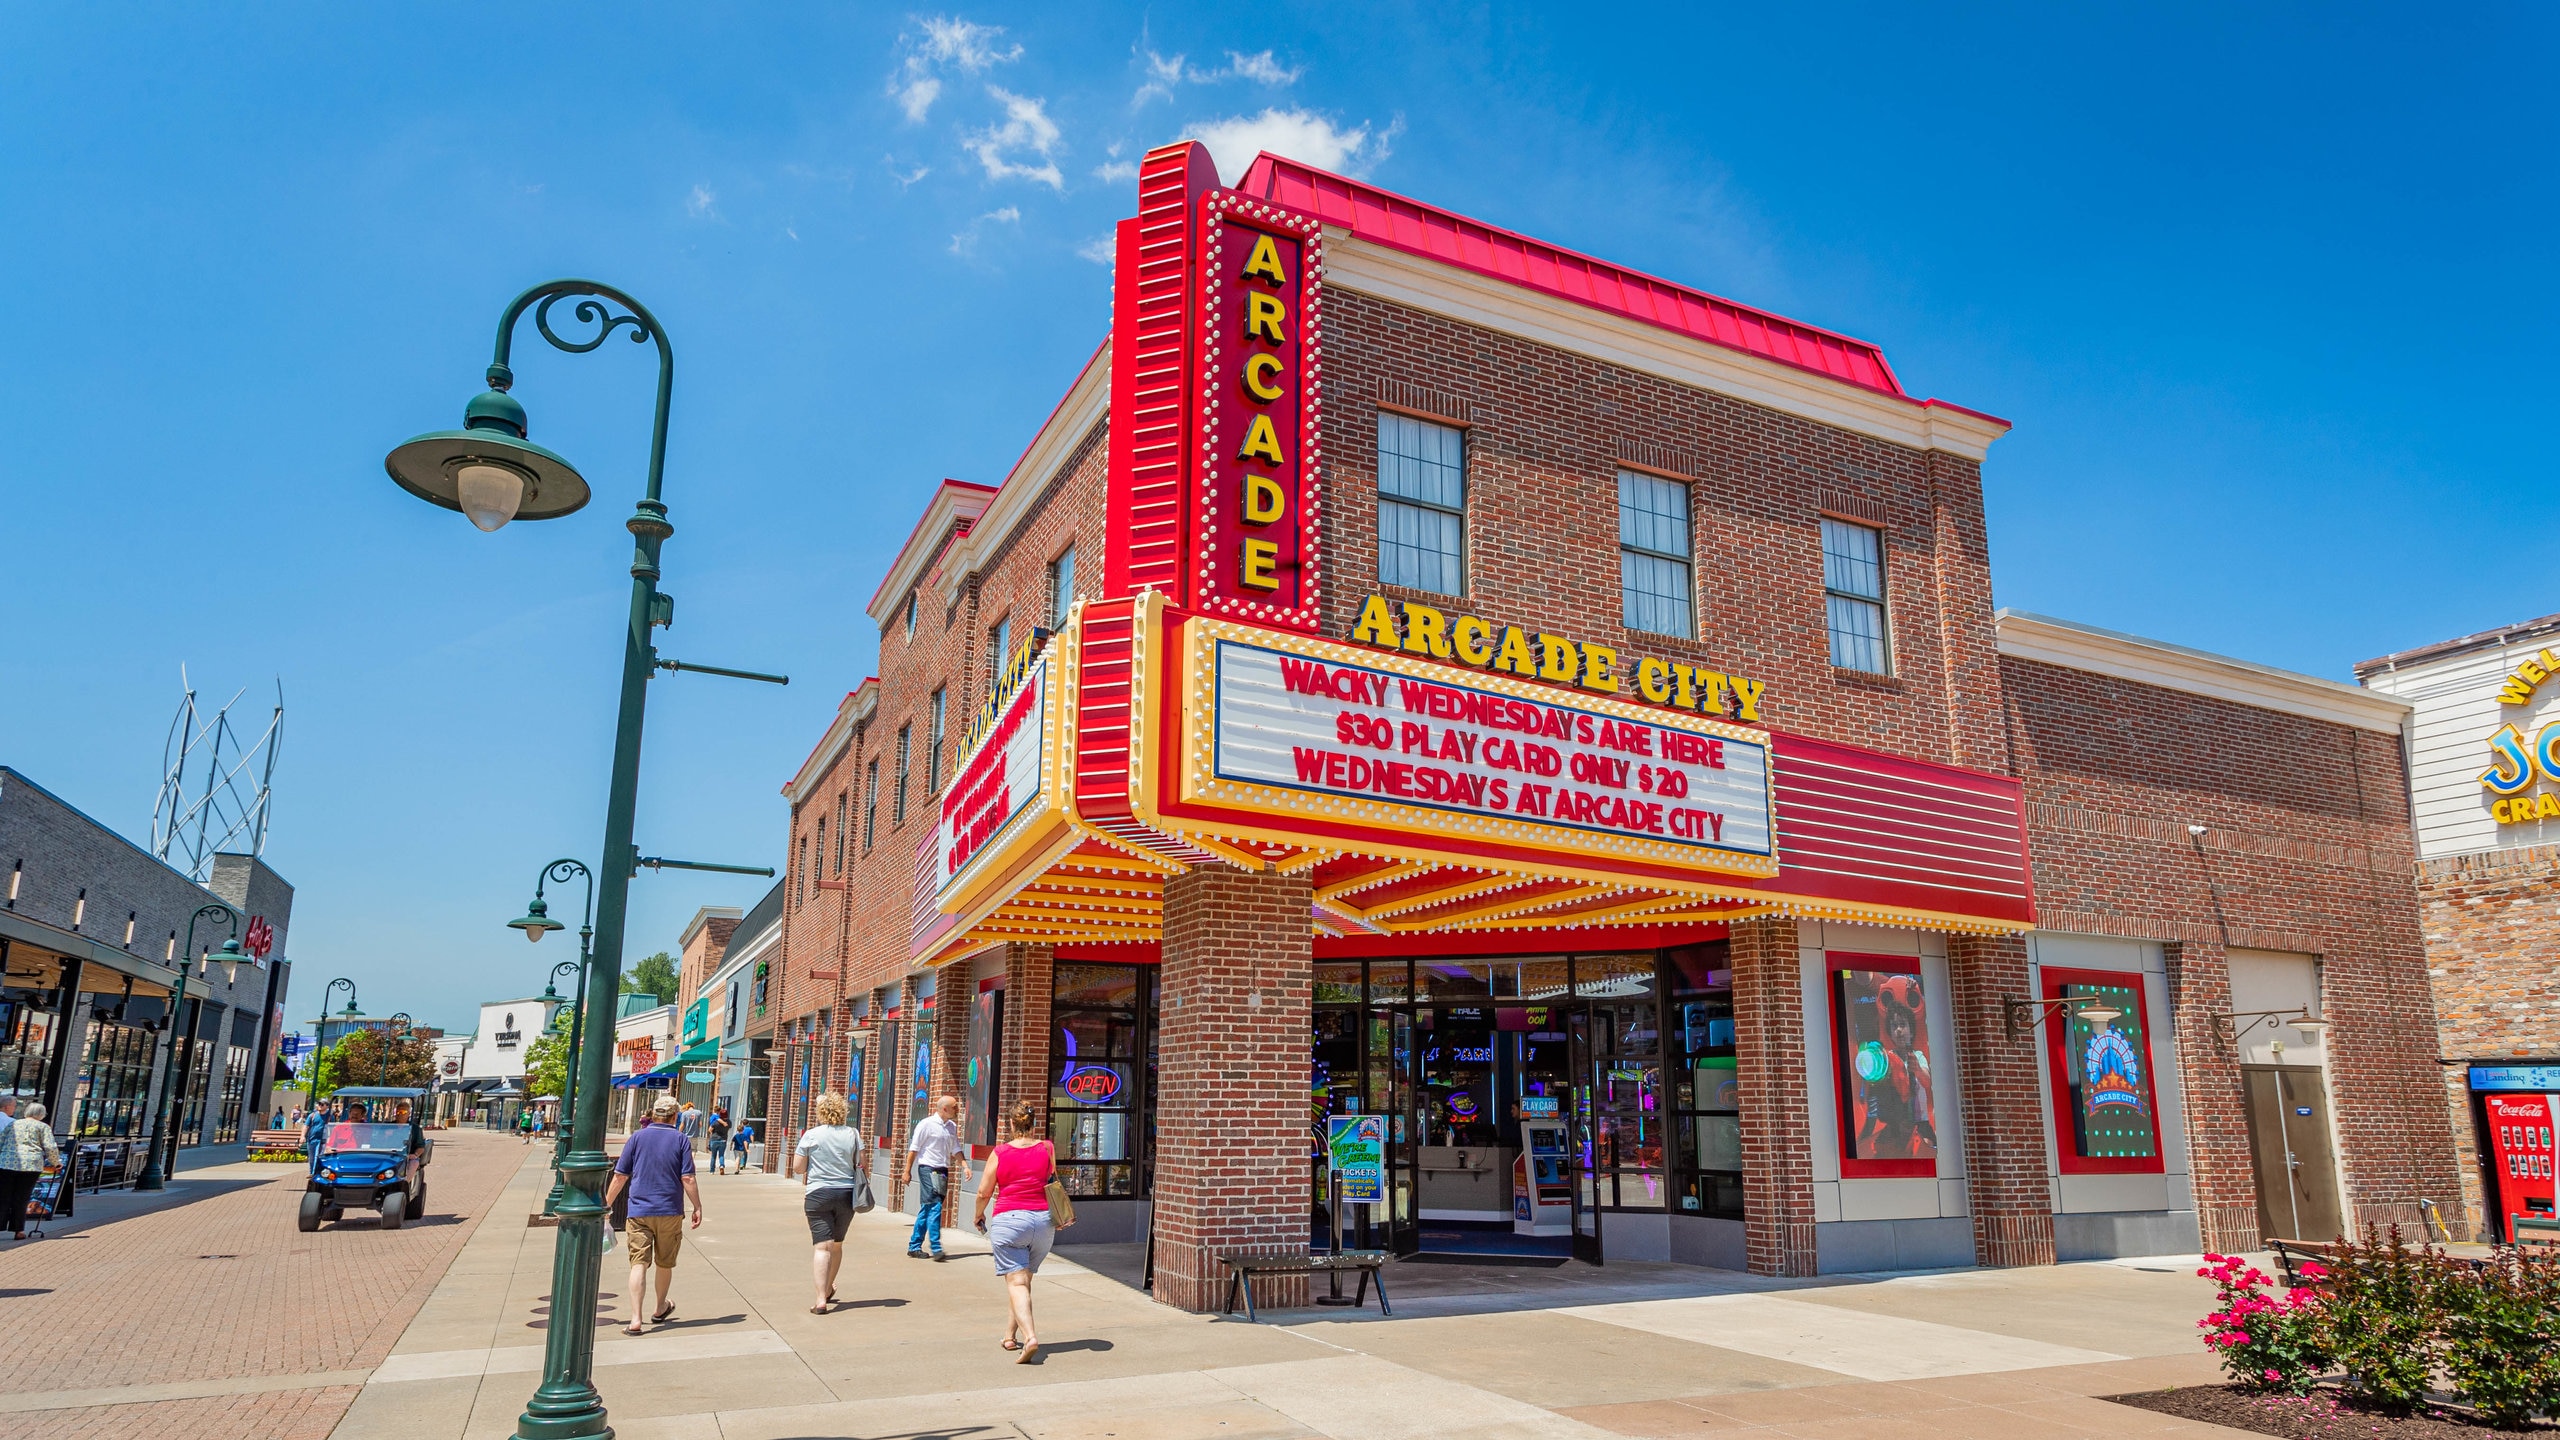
[299,1086,432,1231]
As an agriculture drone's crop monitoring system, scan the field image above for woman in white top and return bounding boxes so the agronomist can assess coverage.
[2,1101,62,1240]
[789,1092,866,1314]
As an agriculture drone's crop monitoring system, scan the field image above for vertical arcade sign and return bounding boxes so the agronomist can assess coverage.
[1101,142,1325,635]
[1191,192,1325,631]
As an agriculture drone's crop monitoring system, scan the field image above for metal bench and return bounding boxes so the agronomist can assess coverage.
[2265,1238,2344,1287]
[1220,1250,1394,1322]
[2515,1216,2560,1251]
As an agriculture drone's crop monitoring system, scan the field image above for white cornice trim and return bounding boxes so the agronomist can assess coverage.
[1322,231,2012,461]
[1996,610,2409,734]
[935,344,1112,610]
[864,483,997,630]
[782,685,873,803]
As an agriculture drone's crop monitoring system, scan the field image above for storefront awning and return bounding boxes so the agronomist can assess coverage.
[922,595,2037,965]
[674,1041,719,1065]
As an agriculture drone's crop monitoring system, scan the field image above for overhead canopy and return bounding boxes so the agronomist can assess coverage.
[920,596,2036,966]
[674,1041,719,1065]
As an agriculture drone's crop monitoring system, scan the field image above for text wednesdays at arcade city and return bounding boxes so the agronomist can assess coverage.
[1183,616,1779,878]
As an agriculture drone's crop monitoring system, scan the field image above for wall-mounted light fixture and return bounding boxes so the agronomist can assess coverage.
[6,860,19,909]
[2214,1008,2329,1045]
[71,888,86,930]
[124,912,137,946]
[2003,994,2123,1043]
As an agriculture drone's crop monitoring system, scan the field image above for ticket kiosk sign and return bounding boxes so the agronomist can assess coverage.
[1327,1114,1387,1206]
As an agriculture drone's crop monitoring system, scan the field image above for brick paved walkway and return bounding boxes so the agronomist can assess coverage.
[0,1128,537,1439]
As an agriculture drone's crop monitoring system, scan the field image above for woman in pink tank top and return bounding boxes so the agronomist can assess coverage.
[972,1099,1060,1361]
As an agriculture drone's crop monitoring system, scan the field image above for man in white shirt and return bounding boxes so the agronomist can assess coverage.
[899,1094,963,1261]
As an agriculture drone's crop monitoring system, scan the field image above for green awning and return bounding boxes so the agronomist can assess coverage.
[675,1040,720,1064]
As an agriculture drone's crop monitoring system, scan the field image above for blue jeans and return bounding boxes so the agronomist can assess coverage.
[907,1165,947,1253]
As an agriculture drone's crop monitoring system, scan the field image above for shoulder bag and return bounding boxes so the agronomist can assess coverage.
[851,1133,877,1214]
[1041,1141,1075,1228]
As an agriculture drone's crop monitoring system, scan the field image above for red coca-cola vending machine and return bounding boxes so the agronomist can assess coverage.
[2473,1066,2558,1243]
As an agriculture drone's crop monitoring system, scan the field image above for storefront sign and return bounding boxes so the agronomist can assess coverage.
[2472,1064,2560,1093]
[1195,627,1775,872]
[938,652,1049,889]
[1191,193,1324,631]
[1351,594,1767,722]
[682,997,708,1046]
[1326,1114,1386,1205]
[2476,647,2560,824]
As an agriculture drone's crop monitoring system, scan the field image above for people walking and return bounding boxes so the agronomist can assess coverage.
[901,1093,962,1261]
[973,1100,1062,1363]
[677,1100,704,1156]
[731,1118,753,1173]
[2,1101,61,1240]
[706,1105,732,1174]
[604,1094,701,1336]
[790,1093,866,1314]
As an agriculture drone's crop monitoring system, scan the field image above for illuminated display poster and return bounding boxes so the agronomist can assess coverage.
[1830,959,1935,1176]
[2046,974,2162,1169]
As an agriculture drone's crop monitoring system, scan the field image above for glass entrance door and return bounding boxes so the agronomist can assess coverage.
[1311,1001,1418,1254]
[1567,1009,1602,1263]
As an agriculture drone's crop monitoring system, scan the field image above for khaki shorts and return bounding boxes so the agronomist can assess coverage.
[626,1214,684,1267]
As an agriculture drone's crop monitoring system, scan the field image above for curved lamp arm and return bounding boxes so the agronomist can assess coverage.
[487,282,674,507]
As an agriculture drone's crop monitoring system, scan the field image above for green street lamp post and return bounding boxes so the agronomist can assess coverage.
[136,902,242,1191]
[512,857,595,1214]
[386,281,783,1440]
[380,1013,413,1087]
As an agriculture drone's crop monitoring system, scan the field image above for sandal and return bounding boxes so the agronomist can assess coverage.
[810,1302,833,1314]
[1017,1341,1039,1365]
[1000,1338,1022,1351]
[651,1305,675,1323]
[623,1323,646,1336]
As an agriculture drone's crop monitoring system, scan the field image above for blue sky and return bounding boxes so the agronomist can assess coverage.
[2,5,2551,1028]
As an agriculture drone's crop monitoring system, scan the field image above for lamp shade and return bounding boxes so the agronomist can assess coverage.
[384,390,591,528]
[211,938,249,986]
[2074,1003,2123,1025]
[509,896,568,943]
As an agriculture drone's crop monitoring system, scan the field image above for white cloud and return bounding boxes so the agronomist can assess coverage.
[1186,108,1393,184]
[885,155,932,188]
[685,184,718,218]
[1076,234,1117,264]
[1134,46,1301,106]
[889,16,1021,123]
[948,205,1022,258]
[963,87,1064,188]
[1093,160,1139,183]
[1226,50,1300,86]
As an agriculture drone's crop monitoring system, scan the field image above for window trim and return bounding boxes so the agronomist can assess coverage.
[1374,411,1468,598]
[926,688,947,794]
[1819,516,1892,675]
[1616,469,1695,639]
[862,758,879,852]
[1046,544,1076,627]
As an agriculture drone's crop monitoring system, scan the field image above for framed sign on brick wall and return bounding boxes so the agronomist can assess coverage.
[1827,953,1938,1179]
[2039,966,2167,1175]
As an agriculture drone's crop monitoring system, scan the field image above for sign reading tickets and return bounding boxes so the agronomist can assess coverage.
[1326,1114,1386,1205]
[938,653,1049,896]
[1190,192,1324,633]
[1196,626,1775,874]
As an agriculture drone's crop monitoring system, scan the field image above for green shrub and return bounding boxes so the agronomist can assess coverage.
[2319,1225,2444,1414]
[2440,1246,2560,1429]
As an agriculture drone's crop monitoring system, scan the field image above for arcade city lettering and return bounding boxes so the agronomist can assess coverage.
[1346,593,1768,723]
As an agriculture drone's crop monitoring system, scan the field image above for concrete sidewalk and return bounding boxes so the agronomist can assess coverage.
[337,1148,2253,1438]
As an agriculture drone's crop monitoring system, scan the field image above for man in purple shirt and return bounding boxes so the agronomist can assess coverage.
[607,1094,702,1335]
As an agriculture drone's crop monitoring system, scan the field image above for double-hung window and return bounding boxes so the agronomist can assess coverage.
[1619,471,1694,638]
[1376,414,1465,595]
[893,725,911,826]
[1046,545,1076,626]
[1821,518,1889,673]
[862,759,879,850]
[989,617,1011,689]
[926,688,947,792]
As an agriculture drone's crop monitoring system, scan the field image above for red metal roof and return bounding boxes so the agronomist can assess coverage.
[1235,153,1904,398]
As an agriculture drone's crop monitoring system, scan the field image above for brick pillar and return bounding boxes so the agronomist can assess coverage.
[2165,939,2260,1253]
[884,975,918,1210]
[1152,866,1312,1312]
[997,944,1055,1136]
[1733,916,1817,1277]
[1947,932,2056,1266]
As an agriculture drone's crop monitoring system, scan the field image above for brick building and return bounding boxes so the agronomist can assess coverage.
[2359,613,2560,1242]
[753,142,2463,1305]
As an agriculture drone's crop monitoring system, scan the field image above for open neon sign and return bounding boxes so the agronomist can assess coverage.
[1057,1026,1124,1106]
